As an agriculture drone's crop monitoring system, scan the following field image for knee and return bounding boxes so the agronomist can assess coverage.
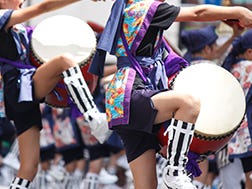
[58,53,77,69]
[182,94,201,121]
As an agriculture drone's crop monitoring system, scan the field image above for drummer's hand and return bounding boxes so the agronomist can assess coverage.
[231,24,245,38]
[238,7,252,28]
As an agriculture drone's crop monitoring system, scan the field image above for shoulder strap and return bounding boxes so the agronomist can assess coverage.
[0,57,34,69]
[120,29,148,83]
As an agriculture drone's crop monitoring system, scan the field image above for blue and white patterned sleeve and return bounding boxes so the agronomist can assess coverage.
[0,9,13,30]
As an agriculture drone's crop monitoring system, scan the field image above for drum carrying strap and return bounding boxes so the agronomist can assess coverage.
[62,66,111,143]
[164,118,195,176]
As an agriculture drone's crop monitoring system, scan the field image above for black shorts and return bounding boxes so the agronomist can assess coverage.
[111,89,164,162]
[114,129,160,162]
[87,143,122,161]
[208,158,219,175]
[121,89,160,133]
[60,145,84,165]
[0,118,16,140]
[40,144,56,162]
[3,69,42,136]
[241,155,252,173]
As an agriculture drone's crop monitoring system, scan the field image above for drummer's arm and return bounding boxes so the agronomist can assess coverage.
[5,0,82,30]
[175,5,252,28]
[214,24,244,64]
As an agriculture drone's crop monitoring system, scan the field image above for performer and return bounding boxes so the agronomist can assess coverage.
[0,0,108,188]
[221,29,252,189]
[52,107,85,188]
[89,0,252,188]
[181,24,244,65]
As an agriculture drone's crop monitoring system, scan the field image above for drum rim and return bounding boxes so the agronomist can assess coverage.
[30,45,96,67]
[193,115,243,141]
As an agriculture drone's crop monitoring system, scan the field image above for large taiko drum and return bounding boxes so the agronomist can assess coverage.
[157,63,246,157]
[30,15,97,108]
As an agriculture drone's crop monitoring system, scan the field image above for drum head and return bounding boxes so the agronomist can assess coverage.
[30,15,97,108]
[173,63,245,137]
[31,15,96,65]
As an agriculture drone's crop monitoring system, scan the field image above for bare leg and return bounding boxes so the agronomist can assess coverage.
[205,170,217,188]
[129,149,157,189]
[17,126,40,181]
[75,159,86,174]
[245,171,252,189]
[151,90,200,124]
[193,159,209,188]
[65,161,76,173]
[8,55,73,189]
[88,158,103,174]
[73,159,86,188]
[32,54,76,100]
[40,161,51,171]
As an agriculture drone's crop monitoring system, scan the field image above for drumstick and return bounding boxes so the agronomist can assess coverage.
[223,19,244,30]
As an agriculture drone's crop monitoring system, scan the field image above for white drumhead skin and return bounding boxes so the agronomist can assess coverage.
[31,15,96,64]
[173,63,246,136]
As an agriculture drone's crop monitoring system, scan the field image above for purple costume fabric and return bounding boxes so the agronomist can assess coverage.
[186,151,202,177]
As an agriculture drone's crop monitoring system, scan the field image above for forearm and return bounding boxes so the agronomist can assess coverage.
[176,5,246,22]
[6,0,80,29]
[39,0,80,13]
[215,35,235,59]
